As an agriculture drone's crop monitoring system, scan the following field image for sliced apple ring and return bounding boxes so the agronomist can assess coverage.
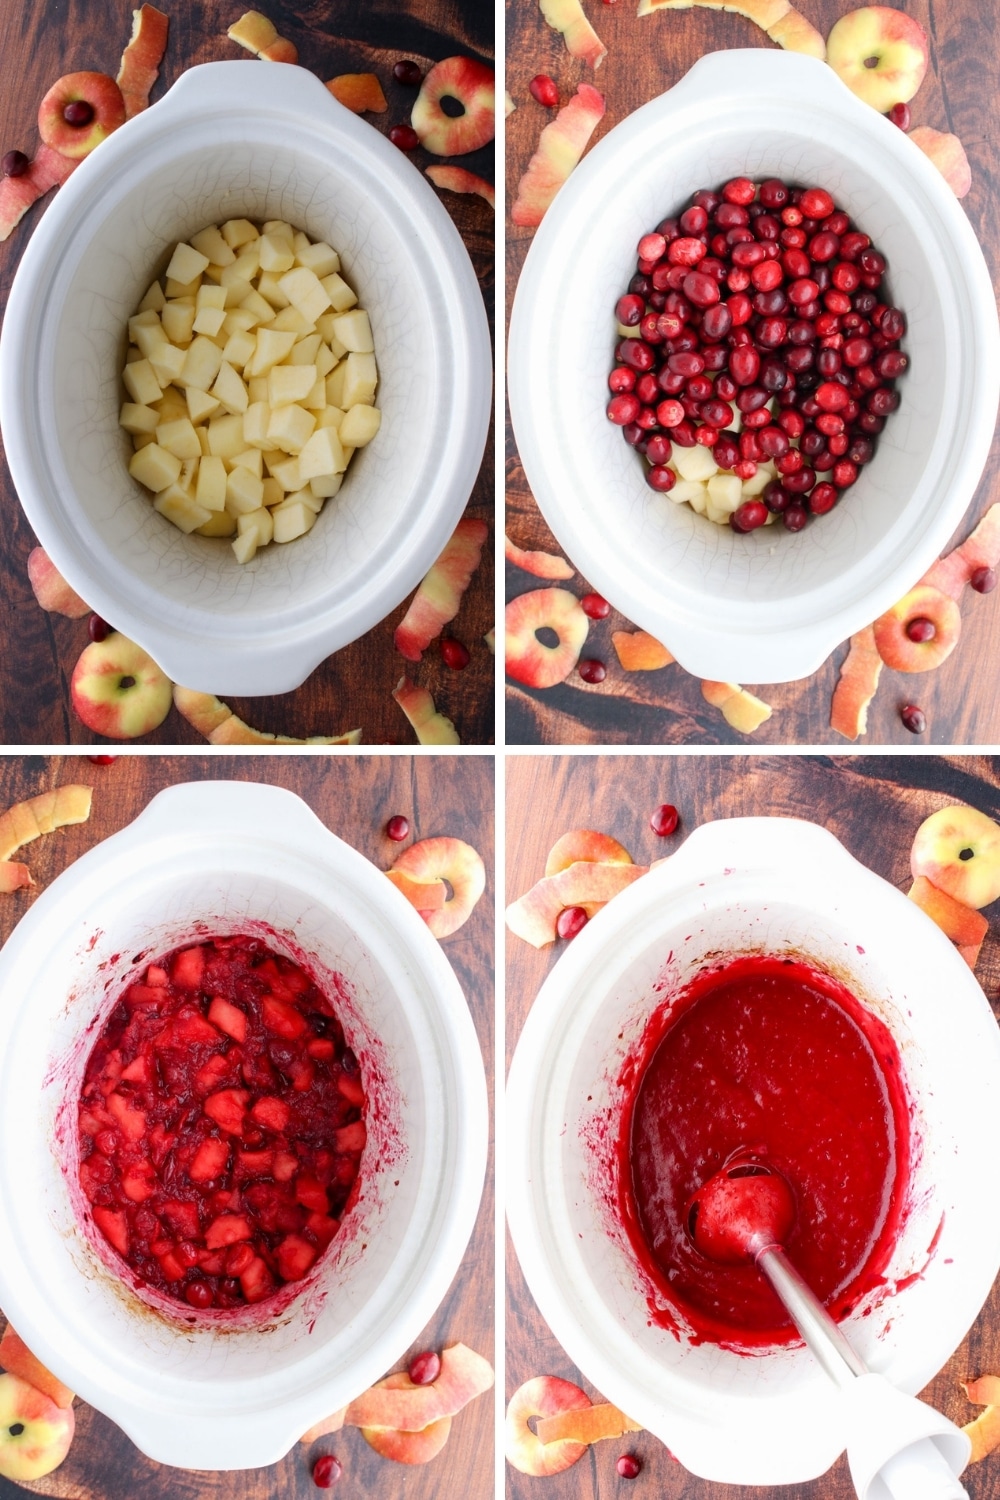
[872,584,961,672]
[505,588,589,689]
[612,630,675,671]
[506,860,647,947]
[411,57,495,156]
[394,518,489,662]
[505,1376,592,1476]
[117,4,169,119]
[910,805,1000,910]
[389,838,485,939]
[511,84,605,228]
[504,532,574,580]
[830,625,883,740]
[544,830,633,876]
[393,677,460,746]
[540,0,607,70]
[425,165,495,210]
[325,74,387,114]
[38,72,126,159]
[26,547,90,617]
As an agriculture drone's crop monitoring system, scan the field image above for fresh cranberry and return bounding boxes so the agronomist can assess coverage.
[88,754,117,765]
[655,399,684,429]
[89,614,111,642]
[393,59,424,85]
[578,658,607,683]
[615,293,644,327]
[313,1455,343,1488]
[799,187,834,219]
[386,815,410,841]
[441,637,470,670]
[971,566,998,594]
[646,465,676,492]
[650,803,679,836]
[185,1280,214,1308]
[389,124,419,151]
[1,149,28,177]
[581,592,611,618]
[887,102,911,130]
[607,394,640,426]
[638,232,667,262]
[64,99,95,127]
[783,504,808,531]
[900,704,926,735]
[617,1455,642,1479]
[906,617,936,643]
[759,178,789,209]
[408,1350,442,1385]
[608,368,635,395]
[557,906,588,940]
[730,500,768,533]
[808,483,838,515]
[529,74,559,107]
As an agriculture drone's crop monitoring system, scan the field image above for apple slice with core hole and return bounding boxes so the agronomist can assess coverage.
[394,518,488,662]
[826,6,928,111]
[872,584,961,672]
[534,1401,642,1445]
[636,0,825,58]
[701,681,772,734]
[117,5,169,118]
[70,635,172,739]
[830,626,883,740]
[908,876,989,948]
[544,830,632,876]
[612,630,674,671]
[411,57,495,155]
[385,868,448,914]
[389,838,485,938]
[393,677,460,745]
[325,75,387,113]
[0,1329,74,1411]
[425,165,495,209]
[908,127,972,198]
[0,1373,74,1481]
[345,1344,494,1431]
[227,11,298,63]
[505,1376,592,1476]
[911,806,1000,910]
[963,1378,1000,1462]
[505,589,589,688]
[540,0,607,70]
[26,547,90,616]
[511,84,605,228]
[504,532,574,580]
[172,686,360,745]
[506,860,648,947]
[0,145,76,241]
[38,72,126,159]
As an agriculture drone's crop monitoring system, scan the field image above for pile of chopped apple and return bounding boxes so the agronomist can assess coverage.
[121,219,381,563]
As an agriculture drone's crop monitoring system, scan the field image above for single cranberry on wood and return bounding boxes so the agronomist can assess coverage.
[557,906,588,940]
[650,803,679,836]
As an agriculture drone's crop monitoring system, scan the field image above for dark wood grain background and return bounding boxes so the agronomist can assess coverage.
[505,0,1000,745]
[0,0,495,746]
[506,753,1000,1499]
[0,751,494,1499]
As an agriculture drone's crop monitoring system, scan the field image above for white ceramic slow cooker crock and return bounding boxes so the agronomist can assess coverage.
[508,50,1000,684]
[0,61,492,696]
[506,816,1000,1485]
[0,781,488,1469]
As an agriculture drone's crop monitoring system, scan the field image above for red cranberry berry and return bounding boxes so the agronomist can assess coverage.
[887,102,911,130]
[650,803,679,837]
[617,1455,642,1479]
[529,74,559,107]
[578,658,606,683]
[408,1350,442,1385]
[906,617,936,643]
[730,500,768,533]
[386,815,410,841]
[1,149,28,177]
[900,704,926,735]
[441,637,471,669]
[783,504,808,532]
[89,614,111,642]
[581,592,611,619]
[64,99,94,127]
[88,754,117,765]
[389,124,419,151]
[971,566,998,594]
[313,1455,343,1488]
[184,1280,214,1308]
[393,59,424,85]
[557,906,588,940]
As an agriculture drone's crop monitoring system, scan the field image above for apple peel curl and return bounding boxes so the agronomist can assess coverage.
[172,687,361,745]
[504,533,574,580]
[539,0,607,70]
[701,680,772,734]
[26,547,90,617]
[393,677,460,746]
[0,786,92,864]
[908,127,972,199]
[388,837,485,938]
[908,877,988,953]
[506,860,647,947]
[325,74,388,114]
[636,0,825,59]
[612,630,675,671]
[227,11,298,64]
[385,868,447,915]
[117,5,169,118]
[922,504,1000,602]
[0,1327,74,1411]
[505,1376,592,1475]
[0,145,76,242]
[544,829,632,876]
[535,1401,643,1446]
[394,519,489,662]
[830,626,883,741]
[962,1377,1000,1462]
[425,166,496,209]
[511,84,605,228]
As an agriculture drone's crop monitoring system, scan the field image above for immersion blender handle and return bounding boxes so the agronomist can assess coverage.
[756,1245,867,1387]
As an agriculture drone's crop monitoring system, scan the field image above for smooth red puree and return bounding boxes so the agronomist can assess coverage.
[77,934,366,1311]
[620,955,909,1345]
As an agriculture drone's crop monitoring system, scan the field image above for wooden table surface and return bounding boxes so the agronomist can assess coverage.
[505,0,1000,746]
[505,752,1000,1500]
[0,0,495,746]
[0,752,494,1500]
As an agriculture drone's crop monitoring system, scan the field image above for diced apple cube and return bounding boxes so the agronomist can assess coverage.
[120,402,160,435]
[292,230,310,255]
[270,305,314,336]
[225,246,260,285]
[267,403,316,454]
[303,376,326,410]
[154,484,213,533]
[222,308,256,336]
[247,329,297,377]
[221,277,252,310]
[317,406,344,430]
[272,498,317,543]
[258,232,295,273]
[206,413,247,459]
[231,530,258,563]
[166,242,210,284]
[180,455,199,492]
[707,473,743,513]
[240,293,276,329]
[154,387,188,423]
[198,426,211,455]
[256,271,291,309]
[132,431,156,449]
[165,275,202,299]
[263,219,294,242]
[248,378,269,404]
[321,272,358,313]
[261,477,283,507]
[181,336,224,392]
[131,318,168,361]
[195,454,228,511]
[231,448,264,479]
[325,364,346,407]
[278,266,331,324]
[221,218,259,249]
[288,485,324,514]
[161,299,196,344]
[148,342,186,385]
[156,417,202,460]
[129,443,182,491]
[268,455,302,491]
[671,443,717,483]
[190,225,236,266]
[184,387,220,425]
[295,241,339,278]
[123,358,163,407]
[222,329,256,370]
[330,309,373,353]
[267,364,316,407]
[196,510,237,536]
[314,343,336,379]
[237,507,274,546]
[338,404,380,447]
[138,279,166,312]
[193,305,226,336]
[225,465,264,514]
[740,462,777,498]
[197,284,226,312]
[287,333,320,365]
[668,478,705,504]
[243,402,272,449]
[211,361,249,415]
[310,473,343,499]
[298,426,346,481]
[341,351,377,408]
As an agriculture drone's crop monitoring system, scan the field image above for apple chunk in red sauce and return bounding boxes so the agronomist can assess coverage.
[77,935,366,1310]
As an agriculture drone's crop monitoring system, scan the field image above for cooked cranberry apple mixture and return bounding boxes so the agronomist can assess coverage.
[77,934,366,1310]
[607,178,908,532]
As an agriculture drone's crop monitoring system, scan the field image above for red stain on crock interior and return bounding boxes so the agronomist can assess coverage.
[584,952,917,1351]
[49,919,404,1331]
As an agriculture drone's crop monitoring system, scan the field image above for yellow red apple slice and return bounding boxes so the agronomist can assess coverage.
[0,864,32,893]
[544,829,632,876]
[830,625,883,740]
[393,677,460,745]
[425,165,495,209]
[962,1376,1000,1462]
[910,805,1000,911]
[612,630,675,671]
[504,532,574,580]
[505,1376,592,1476]
[636,0,825,58]
[511,84,605,228]
[394,518,489,662]
[26,547,90,617]
[345,1344,494,1430]
[0,144,76,241]
[325,74,388,114]
[172,687,360,745]
[385,868,448,915]
[388,838,485,938]
[227,11,298,63]
[825,6,928,112]
[0,1372,75,1482]
[540,0,607,70]
[38,72,126,159]
[362,1403,452,1463]
[535,1401,642,1445]
[411,57,495,156]
[506,860,648,947]
[908,127,972,199]
[701,680,772,734]
[0,785,92,863]
[505,588,589,688]
[923,504,1000,600]
[0,1328,74,1411]
[117,5,169,119]
[872,584,961,672]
